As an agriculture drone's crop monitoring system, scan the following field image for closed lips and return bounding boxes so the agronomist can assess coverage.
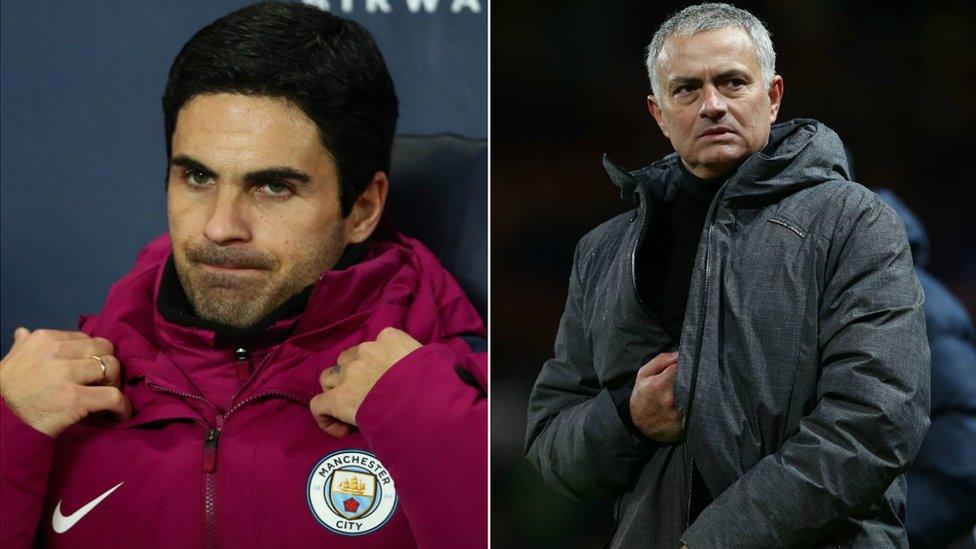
[699,127,733,137]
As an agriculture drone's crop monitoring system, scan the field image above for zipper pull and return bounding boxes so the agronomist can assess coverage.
[234,347,250,382]
[203,428,220,473]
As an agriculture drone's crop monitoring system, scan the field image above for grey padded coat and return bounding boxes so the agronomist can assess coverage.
[525,119,931,548]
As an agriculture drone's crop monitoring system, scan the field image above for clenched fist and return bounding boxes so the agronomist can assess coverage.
[310,327,422,438]
[0,328,132,437]
[629,351,685,442]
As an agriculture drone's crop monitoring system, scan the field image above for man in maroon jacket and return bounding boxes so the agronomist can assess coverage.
[0,3,486,547]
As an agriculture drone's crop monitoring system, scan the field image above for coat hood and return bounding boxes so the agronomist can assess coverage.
[605,118,853,208]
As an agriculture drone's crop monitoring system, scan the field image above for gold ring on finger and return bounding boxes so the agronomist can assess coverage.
[90,355,108,384]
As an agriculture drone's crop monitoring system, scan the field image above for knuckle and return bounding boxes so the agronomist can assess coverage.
[318,393,336,411]
[58,359,76,378]
[360,341,377,354]
[108,389,125,407]
[63,384,83,406]
[47,340,66,358]
[309,395,322,412]
[94,337,114,353]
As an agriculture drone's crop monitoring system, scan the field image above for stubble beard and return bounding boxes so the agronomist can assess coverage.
[174,228,345,329]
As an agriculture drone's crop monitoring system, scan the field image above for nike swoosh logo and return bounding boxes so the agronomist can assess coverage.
[52,481,124,534]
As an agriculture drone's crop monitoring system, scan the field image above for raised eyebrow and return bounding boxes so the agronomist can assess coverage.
[244,167,312,185]
[171,155,217,178]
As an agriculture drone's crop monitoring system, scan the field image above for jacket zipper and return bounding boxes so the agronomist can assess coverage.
[627,165,743,529]
[145,347,307,548]
[145,383,220,547]
[204,420,222,549]
[626,179,721,528]
[682,172,733,528]
[685,224,712,528]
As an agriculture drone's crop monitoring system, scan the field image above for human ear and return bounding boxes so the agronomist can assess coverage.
[344,171,388,244]
[767,75,784,123]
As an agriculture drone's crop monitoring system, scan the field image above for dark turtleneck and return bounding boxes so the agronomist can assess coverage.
[644,161,725,341]
[642,138,776,340]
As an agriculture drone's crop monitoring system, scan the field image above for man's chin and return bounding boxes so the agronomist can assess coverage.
[196,268,267,289]
[185,282,274,327]
[193,296,270,328]
[694,148,750,177]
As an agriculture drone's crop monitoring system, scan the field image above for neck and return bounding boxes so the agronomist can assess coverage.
[679,159,732,183]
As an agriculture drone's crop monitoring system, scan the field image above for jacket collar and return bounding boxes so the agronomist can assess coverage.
[155,256,314,346]
[84,214,488,417]
[604,118,853,209]
[107,217,417,378]
[154,239,370,347]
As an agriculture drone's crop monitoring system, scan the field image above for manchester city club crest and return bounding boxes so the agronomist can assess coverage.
[306,450,398,536]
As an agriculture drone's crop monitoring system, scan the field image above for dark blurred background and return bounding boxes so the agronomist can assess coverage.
[491,1,975,547]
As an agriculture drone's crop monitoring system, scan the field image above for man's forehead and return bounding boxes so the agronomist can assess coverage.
[171,93,332,171]
[175,94,316,142]
[657,26,760,78]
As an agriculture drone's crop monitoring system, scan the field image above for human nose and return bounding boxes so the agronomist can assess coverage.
[202,185,251,244]
[698,84,728,121]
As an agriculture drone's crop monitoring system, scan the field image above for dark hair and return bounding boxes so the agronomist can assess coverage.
[162,2,399,215]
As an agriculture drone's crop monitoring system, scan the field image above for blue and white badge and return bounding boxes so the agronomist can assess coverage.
[306,450,398,536]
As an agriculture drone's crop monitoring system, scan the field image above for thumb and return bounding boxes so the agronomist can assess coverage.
[12,327,30,346]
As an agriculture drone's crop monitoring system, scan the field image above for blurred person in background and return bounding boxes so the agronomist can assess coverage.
[0,3,486,547]
[524,3,929,547]
[875,190,976,549]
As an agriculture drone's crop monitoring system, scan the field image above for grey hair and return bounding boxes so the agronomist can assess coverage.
[645,3,776,98]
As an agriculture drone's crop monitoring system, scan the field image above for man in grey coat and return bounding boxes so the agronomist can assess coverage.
[525,4,930,547]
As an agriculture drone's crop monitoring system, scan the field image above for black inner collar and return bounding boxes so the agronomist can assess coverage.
[157,241,369,346]
[675,160,726,202]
